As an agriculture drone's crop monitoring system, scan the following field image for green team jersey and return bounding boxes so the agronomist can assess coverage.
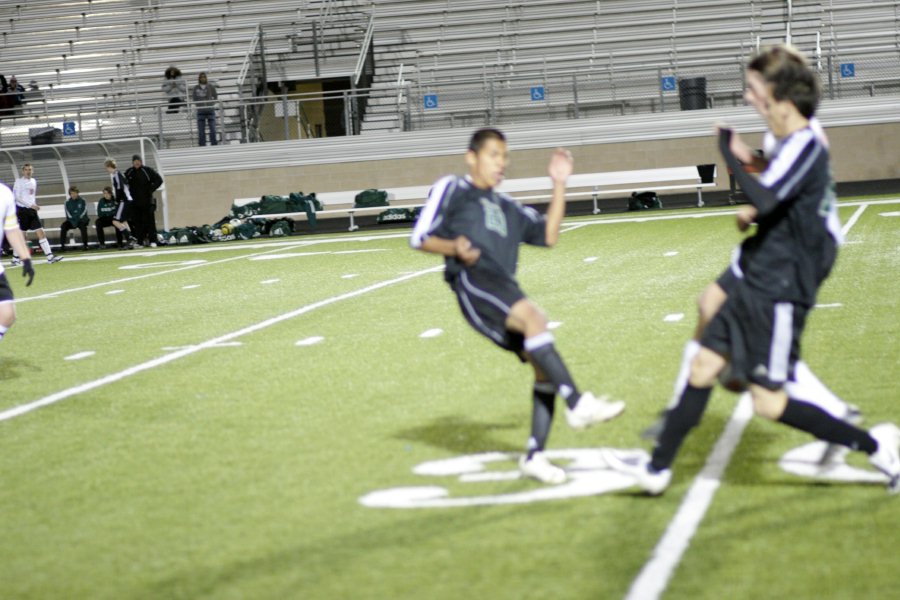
[97,197,118,218]
[65,195,89,226]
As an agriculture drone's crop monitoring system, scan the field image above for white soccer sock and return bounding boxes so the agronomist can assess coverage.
[0,324,8,340]
[669,339,701,408]
[785,361,850,419]
[38,237,53,257]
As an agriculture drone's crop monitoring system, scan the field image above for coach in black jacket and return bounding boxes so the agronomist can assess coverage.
[125,154,163,247]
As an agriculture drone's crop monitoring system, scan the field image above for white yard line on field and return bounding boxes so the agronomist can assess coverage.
[624,202,871,600]
[840,204,867,237]
[0,266,443,423]
[14,233,409,304]
[625,395,754,600]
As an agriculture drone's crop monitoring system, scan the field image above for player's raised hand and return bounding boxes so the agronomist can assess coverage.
[548,148,573,184]
[454,235,481,266]
[22,258,34,286]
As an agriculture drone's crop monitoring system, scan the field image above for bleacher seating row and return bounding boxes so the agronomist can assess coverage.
[1,0,898,144]
[0,0,370,146]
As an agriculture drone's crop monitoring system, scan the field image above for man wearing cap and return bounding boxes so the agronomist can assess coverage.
[124,155,163,247]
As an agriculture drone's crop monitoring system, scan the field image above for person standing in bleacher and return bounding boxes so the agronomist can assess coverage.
[10,163,62,265]
[191,72,218,146]
[162,66,186,114]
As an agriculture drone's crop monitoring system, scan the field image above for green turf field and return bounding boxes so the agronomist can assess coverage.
[1,199,897,600]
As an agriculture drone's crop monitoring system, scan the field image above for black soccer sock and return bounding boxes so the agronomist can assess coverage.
[524,332,580,409]
[778,399,877,454]
[527,382,556,459]
[651,384,712,471]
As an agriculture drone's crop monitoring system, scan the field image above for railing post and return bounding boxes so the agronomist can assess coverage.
[572,73,580,119]
[488,79,495,125]
[313,22,320,78]
[157,105,163,147]
[343,90,352,136]
[241,104,248,143]
[282,90,290,140]
[827,55,835,100]
[657,67,663,112]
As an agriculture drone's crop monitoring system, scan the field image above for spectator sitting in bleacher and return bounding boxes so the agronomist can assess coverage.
[7,76,25,114]
[59,186,90,252]
[25,80,42,104]
[0,75,11,119]
[95,186,125,249]
[162,66,186,114]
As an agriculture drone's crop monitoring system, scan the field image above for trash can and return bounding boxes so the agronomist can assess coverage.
[29,127,63,145]
[678,77,707,111]
[697,164,717,184]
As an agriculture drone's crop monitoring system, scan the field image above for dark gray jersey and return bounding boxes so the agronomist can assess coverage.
[410,175,546,280]
[737,127,837,305]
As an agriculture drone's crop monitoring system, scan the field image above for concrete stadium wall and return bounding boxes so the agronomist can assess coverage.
[163,121,900,228]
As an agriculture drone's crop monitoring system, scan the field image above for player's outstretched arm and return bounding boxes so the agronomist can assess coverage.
[544,148,573,247]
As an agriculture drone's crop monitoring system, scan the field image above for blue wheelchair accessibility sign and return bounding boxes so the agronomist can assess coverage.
[423,94,438,109]
[840,63,855,78]
[530,86,545,101]
[62,121,77,136]
[661,76,676,91]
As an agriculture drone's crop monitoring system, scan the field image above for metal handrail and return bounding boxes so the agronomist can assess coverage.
[353,12,376,86]
[236,24,262,95]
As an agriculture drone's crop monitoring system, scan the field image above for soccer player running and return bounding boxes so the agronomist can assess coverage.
[606,47,899,495]
[643,46,859,466]
[0,183,36,342]
[411,128,625,485]
[11,163,62,265]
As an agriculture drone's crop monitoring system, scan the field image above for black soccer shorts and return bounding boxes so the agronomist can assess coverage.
[114,201,132,222]
[714,263,741,296]
[450,264,527,357]
[0,272,14,303]
[702,285,808,391]
[16,207,42,232]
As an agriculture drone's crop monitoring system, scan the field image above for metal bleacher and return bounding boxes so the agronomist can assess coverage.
[359,0,900,134]
[0,0,371,147]
[1,0,898,145]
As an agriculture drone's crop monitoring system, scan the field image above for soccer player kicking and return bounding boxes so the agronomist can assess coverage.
[411,128,625,485]
[606,47,899,495]
[0,183,36,342]
[643,46,860,467]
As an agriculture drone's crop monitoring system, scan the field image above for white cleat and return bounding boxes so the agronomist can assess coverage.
[868,423,900,495]
[519,451,567,485]
[818,404,863,466]
[565,391,625,431]
[602,449,671,496]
